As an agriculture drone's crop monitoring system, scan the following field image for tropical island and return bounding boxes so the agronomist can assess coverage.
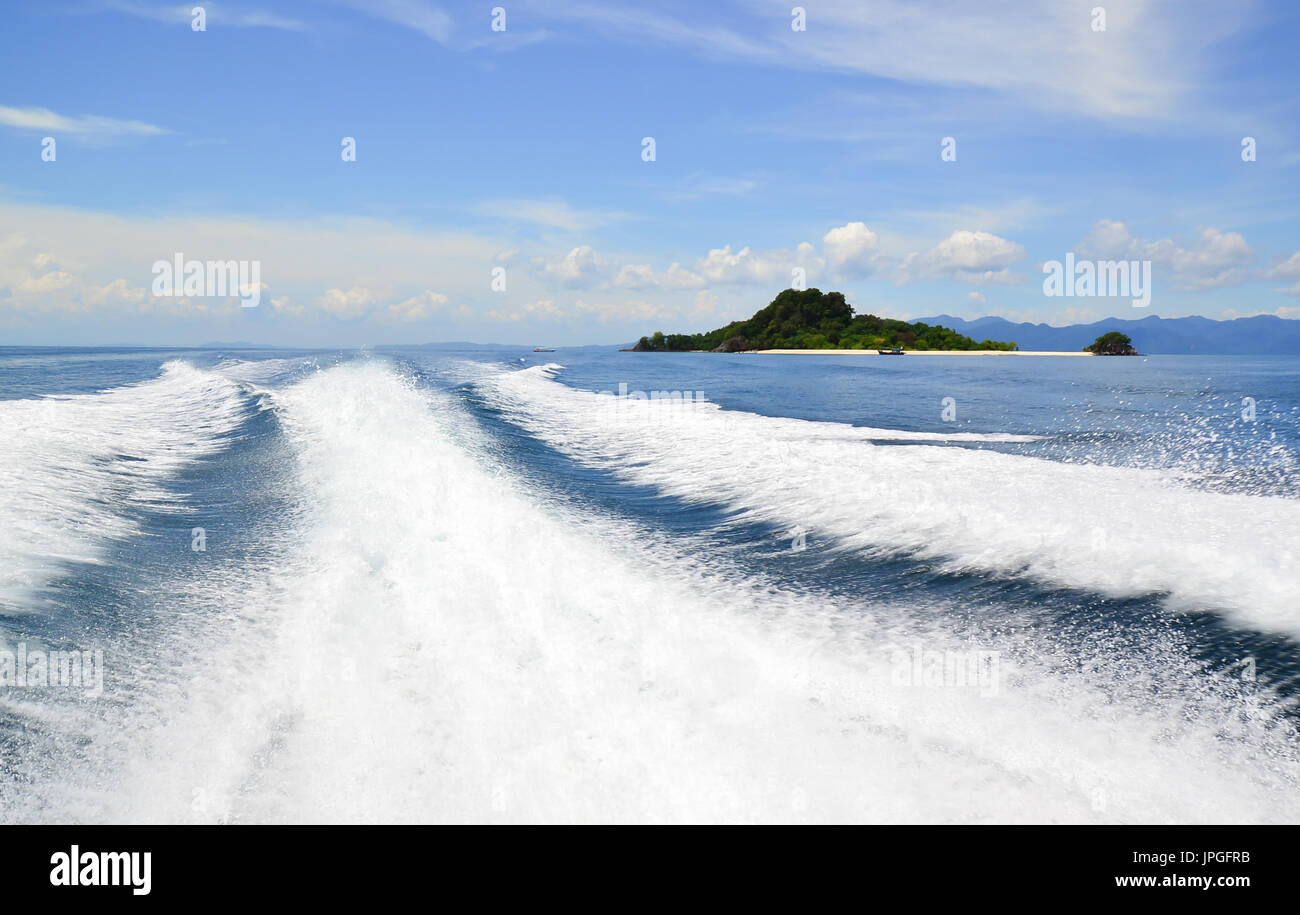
[1084,331,1139,355]
[631,288,1018,352]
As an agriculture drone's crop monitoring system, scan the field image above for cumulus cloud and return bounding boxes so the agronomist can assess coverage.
[1078,220,1254,291]
[82,277,149,308]
[691,289,723,318]
[316,286,377,318]
[1264,252,1300,295]
[1265,252,1300,280]
[895,230,1026,285]
[537,246,613,288]
[611,261,704,291]
[0,200,512,327]
[696,242,821,286]
[0,239,229,318]
[486,298,567,323]
[535,239,826,294]
[822,222,883,278]
[956,268,1026,286]
[384,290,451,322]
[573,298,672,324]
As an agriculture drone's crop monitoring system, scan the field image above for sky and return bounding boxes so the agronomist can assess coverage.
[1,0,1299,346]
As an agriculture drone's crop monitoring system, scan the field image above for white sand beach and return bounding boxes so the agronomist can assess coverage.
[753,349,1094,356]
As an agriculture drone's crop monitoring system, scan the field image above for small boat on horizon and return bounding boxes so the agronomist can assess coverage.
[533,346,555,352]
[877,347,905,355]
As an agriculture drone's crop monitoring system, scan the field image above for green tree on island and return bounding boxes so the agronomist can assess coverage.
[1084,331,1138,355]
[633,288,1018,352]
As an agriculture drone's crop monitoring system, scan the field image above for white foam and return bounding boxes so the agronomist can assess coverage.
[0,361,250,611]
[483,363,1300,640]
[27,361,1295,824]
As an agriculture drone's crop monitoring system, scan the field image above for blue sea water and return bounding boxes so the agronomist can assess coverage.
[0,345,1298,823]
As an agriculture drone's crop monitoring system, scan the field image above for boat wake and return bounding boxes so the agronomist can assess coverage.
[483,362,1300,640]
[2,359,1298,823]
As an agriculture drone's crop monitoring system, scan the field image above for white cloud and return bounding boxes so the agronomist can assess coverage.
[611,261,704,291]
[19,266,76,294]
[955,268,1027,286]
[1077,219,1134,259]
[1265,253,1300,278]
[384,290,451,322]
[317,286,377,318]
[103,1,305,30]
[695,243,819,286]
[1222,305,1300,319]
[0,244,183,317]
[326,0,551,51]
[81,277,148,307]
[822,222,883,278]
[666,174,759,200]
[538,245,613,287]
[895,230,1026,285]
[476,199,628,232]
[984,305,1106,326]
[573,298,672,324]
[536,0,1249,120]
[1079,220,1255,291]
[486,299,568,323]
[692,289,722,318]
[0,200,511,324]
[0,105,168,138]
[1264,252,1300,294]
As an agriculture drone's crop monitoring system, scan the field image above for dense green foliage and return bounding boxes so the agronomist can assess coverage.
[634,288,1017,352]
[1084,331,1136,355]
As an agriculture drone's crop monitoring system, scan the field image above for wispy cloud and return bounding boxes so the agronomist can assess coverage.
[664,174,759,201]
[474,198,630,232]
[329,0,550,51]
[0,104,168,138]
[103,1,306,30]
[330,0,453,44]
[528,0,1256,121]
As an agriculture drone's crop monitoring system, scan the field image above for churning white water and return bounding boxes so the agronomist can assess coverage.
[3,360,1298,823]
[484,363,1300,639]
[0,361,249,613]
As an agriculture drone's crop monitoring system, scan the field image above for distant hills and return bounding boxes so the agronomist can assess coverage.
[914,313,1300,355]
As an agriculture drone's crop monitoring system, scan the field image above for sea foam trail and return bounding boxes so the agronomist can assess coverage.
[55,361,1299,824]
[0,361,250,612]
[483,364,1300,640]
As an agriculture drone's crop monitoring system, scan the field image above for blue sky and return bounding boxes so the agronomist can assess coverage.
[2,0,1299,345]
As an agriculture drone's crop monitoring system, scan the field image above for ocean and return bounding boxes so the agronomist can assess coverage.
[1,345,1298,823]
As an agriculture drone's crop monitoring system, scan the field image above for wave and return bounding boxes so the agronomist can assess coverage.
[0,361,252,613]
[482,363,1300,640]
[27,360,1294,824]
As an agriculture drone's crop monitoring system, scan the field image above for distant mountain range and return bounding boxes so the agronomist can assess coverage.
[915,313,1300,355]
